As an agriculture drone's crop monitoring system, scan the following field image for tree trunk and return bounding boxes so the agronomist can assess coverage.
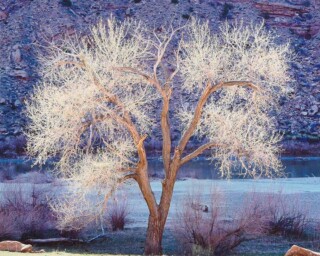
[144,214,164,255]
[144,164,178,255]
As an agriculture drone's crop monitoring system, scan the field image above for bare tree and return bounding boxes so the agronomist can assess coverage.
[26,17,291,254]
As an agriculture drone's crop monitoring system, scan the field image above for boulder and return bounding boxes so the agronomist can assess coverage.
[191,202,209,212]
[285,245,320,256]
[0,241,32,253]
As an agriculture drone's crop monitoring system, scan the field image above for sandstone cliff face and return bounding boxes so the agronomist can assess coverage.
[0,0,319,157]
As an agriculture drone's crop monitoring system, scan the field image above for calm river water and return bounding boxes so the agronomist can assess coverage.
[0,157,319,180]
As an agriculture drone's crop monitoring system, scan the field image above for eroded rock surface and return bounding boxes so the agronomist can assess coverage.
[0,0,319,156]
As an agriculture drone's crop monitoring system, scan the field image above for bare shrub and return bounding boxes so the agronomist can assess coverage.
[263,192,308,238]
[107,195,130,231]
[175,190,267,256]
[49,186,108,238]
[0,212,17,240]
[0,184,56,240]
[50,188,131,238]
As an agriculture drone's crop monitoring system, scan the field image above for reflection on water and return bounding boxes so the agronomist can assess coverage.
[0,157,319,180]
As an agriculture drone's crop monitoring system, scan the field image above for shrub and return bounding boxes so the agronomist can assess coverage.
[263,192,308,238]
[0,212,16,240]
[107,196,130,231]
[174,190,267,255]
[0,184,55,240]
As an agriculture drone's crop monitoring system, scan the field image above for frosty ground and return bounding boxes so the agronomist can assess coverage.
[1,176,320,255]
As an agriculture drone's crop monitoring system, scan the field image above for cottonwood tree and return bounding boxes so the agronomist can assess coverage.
[26,17,290,254]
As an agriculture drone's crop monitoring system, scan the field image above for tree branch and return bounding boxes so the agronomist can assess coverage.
[152,26,181,89]
[56,60,85,68]
[220,81,259,91]
[161,94,171,175]
[120,173,137,182]
[166,37,182,84]
[180,142,219,166]
[113,66,150,81]
[176,80,258,165]
[177,81,214,155]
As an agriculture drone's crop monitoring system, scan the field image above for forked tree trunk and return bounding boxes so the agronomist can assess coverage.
[144,165,178,255]
[144,214,165,255]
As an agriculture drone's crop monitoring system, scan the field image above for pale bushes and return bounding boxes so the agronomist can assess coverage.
[50,174,114,233]
[51,188,131,235]
[48,147,134,233]
[50,188,105,233]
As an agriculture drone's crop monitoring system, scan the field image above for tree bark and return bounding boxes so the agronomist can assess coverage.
[144,214,164,255]
[144,163,179,255]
